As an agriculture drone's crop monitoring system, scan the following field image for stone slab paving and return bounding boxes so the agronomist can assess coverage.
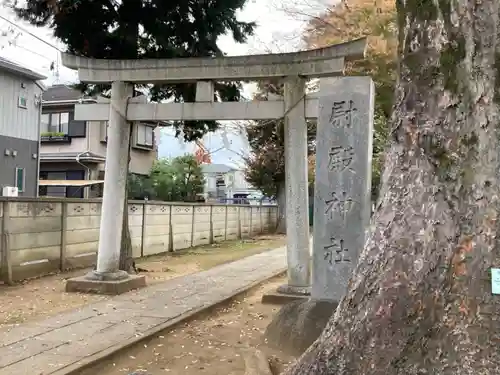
[0,247,286,375]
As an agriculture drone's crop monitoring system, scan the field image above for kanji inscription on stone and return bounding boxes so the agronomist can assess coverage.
[324,191,355,220]
[329,100,359,128]
[328,145,355,172]
[312,77,375,302]
[324,237,351,265]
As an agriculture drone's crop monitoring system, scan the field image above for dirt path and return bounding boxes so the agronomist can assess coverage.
[82,276,296,375]
[0,235,285,329]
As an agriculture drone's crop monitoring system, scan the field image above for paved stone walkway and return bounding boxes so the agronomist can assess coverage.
[0,247,286,375]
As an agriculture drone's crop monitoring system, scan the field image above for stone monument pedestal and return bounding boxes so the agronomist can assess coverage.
[276,284,311,296]
[264,298,338,356]
[262,283,311,304]
[65,270,146,295]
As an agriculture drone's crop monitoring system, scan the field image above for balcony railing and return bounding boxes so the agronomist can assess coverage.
[40,133,71,144]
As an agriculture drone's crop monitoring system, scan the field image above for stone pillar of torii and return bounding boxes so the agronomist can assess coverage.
[61,38,368,296]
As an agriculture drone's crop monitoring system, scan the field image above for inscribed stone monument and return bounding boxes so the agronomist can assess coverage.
[312,76,374,302]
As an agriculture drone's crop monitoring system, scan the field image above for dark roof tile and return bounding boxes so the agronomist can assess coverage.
[42,84,94,102]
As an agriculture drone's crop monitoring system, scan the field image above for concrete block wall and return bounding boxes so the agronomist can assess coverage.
[0,198,278,283]
[65,202,101,270]
[143,204,171,256]
[192,206,211,247]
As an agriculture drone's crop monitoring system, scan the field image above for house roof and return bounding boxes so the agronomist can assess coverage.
[40,151,106,163]
[42,84,95,103]
[201,163,235,174]
[0,56,46,81]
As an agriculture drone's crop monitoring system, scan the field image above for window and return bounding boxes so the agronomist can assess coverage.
[67,119,86,137]
[136,124,154,147]
[103,122,155,147]
[18,96,27,109]
[15,168,25,192]
[42,112,70,134]
[41,114,50,132]
[51,113,69,133]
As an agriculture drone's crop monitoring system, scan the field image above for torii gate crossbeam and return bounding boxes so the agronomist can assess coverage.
[61,38,367,296]
[74,96,320,122]
[61,38,366,83]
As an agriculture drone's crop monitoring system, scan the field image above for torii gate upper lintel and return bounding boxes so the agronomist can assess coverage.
[61,37,367,83]
[61,38,368,296]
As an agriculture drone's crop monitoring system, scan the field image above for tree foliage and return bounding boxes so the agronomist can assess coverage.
[303,0,397,117]
[127,173,154,200]
[128,156,205,202]
[11,0,255,140]
[150,156,205,202]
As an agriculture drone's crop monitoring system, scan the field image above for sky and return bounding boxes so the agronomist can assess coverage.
[0,0,329,168]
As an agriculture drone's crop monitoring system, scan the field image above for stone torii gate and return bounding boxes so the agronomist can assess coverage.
[61,38,367,295]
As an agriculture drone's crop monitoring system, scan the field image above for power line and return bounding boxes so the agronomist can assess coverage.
[0,14,62,52]
[6,42,53,61]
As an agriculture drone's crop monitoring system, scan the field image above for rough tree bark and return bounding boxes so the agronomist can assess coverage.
[276,184,287,234]
[119,197,134,272]
[119,120,134,273]
[287,0,500,374]
[117,0,140,274]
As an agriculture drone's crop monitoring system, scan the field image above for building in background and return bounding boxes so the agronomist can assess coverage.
[39,85,159,198]
[201,163,260,203]
[0,57,46,197]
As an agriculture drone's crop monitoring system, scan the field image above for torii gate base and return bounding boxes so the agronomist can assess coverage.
[66,272,146,295]
[60,38,367,296]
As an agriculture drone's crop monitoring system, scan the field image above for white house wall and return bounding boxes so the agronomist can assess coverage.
[41,136,90,154]
[0,70,42,141]
[0,70,42,196]
[88,120,157,176]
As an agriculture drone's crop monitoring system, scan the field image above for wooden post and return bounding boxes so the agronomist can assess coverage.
[60,201,68,271]
[190,205,196,247]
[168,205,174,252]
[237,206,242,240]
[1,201,12,285]
[224,205,228,241]
[209,205,214,244]
[140,202,147,257]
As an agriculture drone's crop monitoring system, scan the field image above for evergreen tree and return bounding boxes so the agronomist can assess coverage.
[12,0,255,271]
[12,0,254,139]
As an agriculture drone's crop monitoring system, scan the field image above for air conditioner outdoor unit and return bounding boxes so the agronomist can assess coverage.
[2,186,18,197]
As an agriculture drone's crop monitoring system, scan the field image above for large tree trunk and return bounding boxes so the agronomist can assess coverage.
[117,0,140,273]
[118,89,136,273]
[119,122,134,273]
[288,1,500,374]
[119,188,134,272]
[276,183,286,234]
